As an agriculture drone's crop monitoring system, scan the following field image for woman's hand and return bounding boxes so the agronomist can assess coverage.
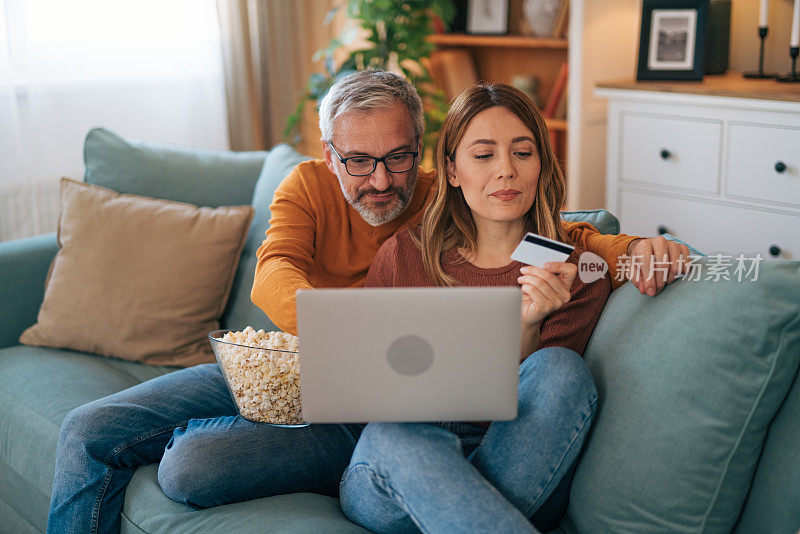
[517,262,578,327]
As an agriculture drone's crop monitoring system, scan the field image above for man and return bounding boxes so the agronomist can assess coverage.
[47,70,688,534]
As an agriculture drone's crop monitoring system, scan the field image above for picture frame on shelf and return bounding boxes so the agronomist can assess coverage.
[636,0,708,81]
[467,0,509,35]
[521,0,566,38]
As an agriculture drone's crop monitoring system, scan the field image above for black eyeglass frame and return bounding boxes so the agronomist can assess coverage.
[328,142,419,177]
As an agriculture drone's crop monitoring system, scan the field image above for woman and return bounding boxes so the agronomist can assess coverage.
[338,83,611,534]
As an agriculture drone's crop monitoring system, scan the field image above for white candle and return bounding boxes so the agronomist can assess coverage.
[759,0,768,28]
[792,0,800,48]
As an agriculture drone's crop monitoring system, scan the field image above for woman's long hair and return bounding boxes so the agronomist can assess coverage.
[417,83,569,286]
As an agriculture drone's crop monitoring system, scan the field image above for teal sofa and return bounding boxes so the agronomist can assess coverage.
[1,128,798,534]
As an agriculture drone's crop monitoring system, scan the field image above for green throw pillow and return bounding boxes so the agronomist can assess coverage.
[662,232,704,256]
[561,258,800,533]
[561,209,620,235]
[83,127,267,207]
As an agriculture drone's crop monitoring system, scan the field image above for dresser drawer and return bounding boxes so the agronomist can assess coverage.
[726,123,800,208]
[619,190,798,259]
[620,113,722,194]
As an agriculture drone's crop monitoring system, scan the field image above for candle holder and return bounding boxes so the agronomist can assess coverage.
[776,46,800,82]
[744,27,777,78]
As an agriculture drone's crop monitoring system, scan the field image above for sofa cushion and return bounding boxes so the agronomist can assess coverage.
[561,209,619,235]
[561,258,800,534]
[0,492,40,534]
[222,144,312,332]
[734,368,800,533]
[0,457,49,533]
[19,178,253,367]
[122,464,369,534]
[0,343,367,534]
[0,345,177,522]
[84,127,267,208]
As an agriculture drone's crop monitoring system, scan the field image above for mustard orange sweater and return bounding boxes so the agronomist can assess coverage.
[252,160,638,334]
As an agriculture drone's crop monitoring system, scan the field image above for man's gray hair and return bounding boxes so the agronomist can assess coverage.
[318,70,424,143]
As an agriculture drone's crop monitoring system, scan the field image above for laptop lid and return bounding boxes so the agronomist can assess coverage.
[296,287,520,423]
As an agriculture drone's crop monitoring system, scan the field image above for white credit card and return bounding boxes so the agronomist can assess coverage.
[510,232,575,268]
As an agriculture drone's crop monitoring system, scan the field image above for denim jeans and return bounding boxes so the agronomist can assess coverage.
[339,347,598,534]
[46,363,363,534]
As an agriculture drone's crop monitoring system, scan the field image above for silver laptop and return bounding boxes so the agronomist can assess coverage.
[296,287,521,423]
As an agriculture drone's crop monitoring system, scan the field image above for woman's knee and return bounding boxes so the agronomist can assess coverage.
[340,463,419,533]
[339,463,378,521]
[521,347,598,408]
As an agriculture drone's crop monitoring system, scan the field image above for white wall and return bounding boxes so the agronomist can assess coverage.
[570,0,639,211]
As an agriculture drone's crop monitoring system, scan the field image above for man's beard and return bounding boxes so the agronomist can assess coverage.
[336,172,417,226]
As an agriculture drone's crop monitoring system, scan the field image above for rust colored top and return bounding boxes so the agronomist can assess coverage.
[364,227,612,359]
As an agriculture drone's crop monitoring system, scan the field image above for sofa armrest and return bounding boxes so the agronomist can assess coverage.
[0,232,58,349]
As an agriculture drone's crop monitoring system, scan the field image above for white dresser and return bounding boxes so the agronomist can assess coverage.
[596,75,800,260]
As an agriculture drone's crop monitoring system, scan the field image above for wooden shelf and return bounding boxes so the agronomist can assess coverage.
[596,73,800,103]
[427,32,569,166]
[428,33,568,50]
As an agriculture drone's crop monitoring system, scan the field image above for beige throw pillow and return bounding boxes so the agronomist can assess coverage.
[19,177,254,367]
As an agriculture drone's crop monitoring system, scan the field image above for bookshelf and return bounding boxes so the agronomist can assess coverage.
[427,32,570,169]
[428,34,567,49]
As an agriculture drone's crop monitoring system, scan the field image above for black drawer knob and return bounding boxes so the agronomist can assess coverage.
[660,149,671,160]
[775,161,787,173]
[769,245,781,257]
[657,225,669,235]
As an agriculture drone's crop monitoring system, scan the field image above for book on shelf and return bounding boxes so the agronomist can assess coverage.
[554,93,568,120]
[428,48,479,99]
[551,0,570,38]
[543,62,568,118]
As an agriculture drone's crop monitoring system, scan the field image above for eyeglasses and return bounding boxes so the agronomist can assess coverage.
[328,142,418,177]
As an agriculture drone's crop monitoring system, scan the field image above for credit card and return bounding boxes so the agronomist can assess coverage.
[510,232,575,268]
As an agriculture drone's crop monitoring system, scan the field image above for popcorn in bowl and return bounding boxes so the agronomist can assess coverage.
[208,327,304,425]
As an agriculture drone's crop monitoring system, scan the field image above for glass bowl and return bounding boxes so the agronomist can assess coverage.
[208,329,308,427]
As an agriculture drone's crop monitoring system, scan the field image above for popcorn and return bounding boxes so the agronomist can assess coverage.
[213,326,303,425]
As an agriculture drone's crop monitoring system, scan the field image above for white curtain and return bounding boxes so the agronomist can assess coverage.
[0,0,229,242]
[215,0,340,153]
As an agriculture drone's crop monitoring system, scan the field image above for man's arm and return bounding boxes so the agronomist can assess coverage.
[251,167,316,335]
[563,220,691,296]
[562,220,638,291]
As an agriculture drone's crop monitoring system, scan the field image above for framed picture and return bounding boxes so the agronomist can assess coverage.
[467,0,509,35]
[636,0,708,81]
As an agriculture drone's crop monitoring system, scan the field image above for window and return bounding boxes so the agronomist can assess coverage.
[0,0,229,182]
[0,0,229,241]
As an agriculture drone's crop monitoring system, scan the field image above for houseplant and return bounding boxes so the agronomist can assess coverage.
[285,0,455,157]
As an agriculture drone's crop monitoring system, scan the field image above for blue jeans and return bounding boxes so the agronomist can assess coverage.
[46,363,363,534]
[339,347,598,534]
